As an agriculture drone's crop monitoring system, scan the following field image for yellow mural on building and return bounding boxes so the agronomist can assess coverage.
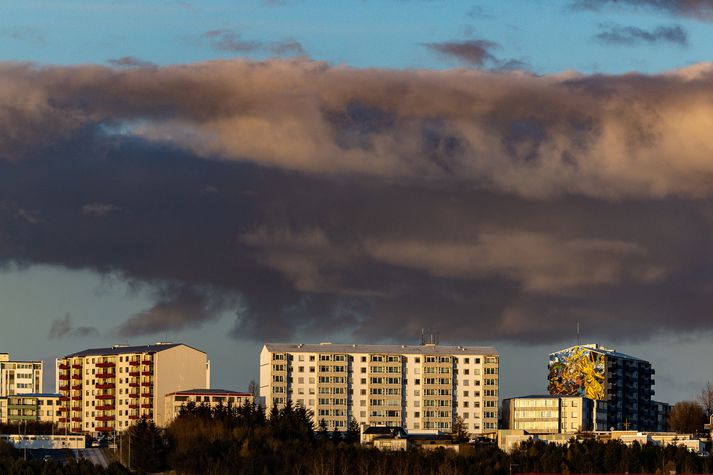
[548,346,606,400]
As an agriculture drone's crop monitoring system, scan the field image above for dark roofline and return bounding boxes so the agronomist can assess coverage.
[62,343,205,358]
[166,388,251,397]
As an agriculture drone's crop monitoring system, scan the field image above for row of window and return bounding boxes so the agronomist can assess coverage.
[272,353,497,365]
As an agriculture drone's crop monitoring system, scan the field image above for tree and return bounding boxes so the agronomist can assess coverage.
[451,415,469,442]
[248,379,260,402]
[668,401,706,434]
[696,382,713,419]
[129,418,167,473]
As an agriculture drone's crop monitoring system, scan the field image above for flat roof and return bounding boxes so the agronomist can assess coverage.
[549,344,645,362]
[166,388,251,397]
[63,343,204,358]
[504,394,588,400]
[264,343,498,355]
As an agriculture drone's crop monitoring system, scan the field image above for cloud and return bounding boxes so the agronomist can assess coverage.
[595,24,688,46]
[108,56,156,68]
[115,283,238,337]
[571,0,713,21]
[3,59,713,199]
[3,59,713,344]
[423,39,499,67]
[201,29,306,56]
[48,314,100,339]
[0,27,44,43]
[81,203,123,217]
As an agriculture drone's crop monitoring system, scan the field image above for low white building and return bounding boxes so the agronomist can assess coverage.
[501,395,608,434]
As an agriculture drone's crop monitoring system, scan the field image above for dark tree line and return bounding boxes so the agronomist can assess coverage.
[118,401,713,475]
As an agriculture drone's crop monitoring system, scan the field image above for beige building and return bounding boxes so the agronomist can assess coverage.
[0,354,43,397]
[164,388,254,425]
[55,343,210,435]
[502,395,608,434]
[0,393,62,425]
[260,342,499,436]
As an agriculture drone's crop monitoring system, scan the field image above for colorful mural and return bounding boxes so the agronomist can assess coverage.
[547,346,606,400]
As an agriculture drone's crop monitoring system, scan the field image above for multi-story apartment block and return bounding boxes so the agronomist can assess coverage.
[55,343,209,435]
[548,344,657,431]
[164,388,254,425]
[0,354,43,397]
[0,393,62,425]
[501,395,608,434]
[260,342,499,436]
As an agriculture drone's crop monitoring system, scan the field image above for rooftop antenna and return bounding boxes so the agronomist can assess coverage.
[421,328,425,346]
[577,322,581,346]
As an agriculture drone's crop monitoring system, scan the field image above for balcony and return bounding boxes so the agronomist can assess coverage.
[71,406,82,412]
[141,393,153,398]
[141,381,153,387]
[96,426,114,432]
[129,393,139,399]
[141,371,153,376]
[96,383,115,390]
[71,396,81,401]
[59,375,69,381]
[96,372,116,379]
[129,404,139,409]
[141,359,153,365]
[96,362,115,368]
[72,384,82,391]
[129,371,140,377]
[58,418,68,423]
[96,394,115,400]
[129,415,139,420]
[96,415,114,422]
[71,364,82,370]
[71,374,82,380]
[59,396,69,402]
[141,403,152,409]
[58,364,69,370]
[129,383,139,388]
[59,385,69,391]
[96,404,115,411]
[72,417,82,423]
[129,360,140,366]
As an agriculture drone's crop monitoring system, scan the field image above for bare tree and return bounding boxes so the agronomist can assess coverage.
[697,382,713,418]
[668,401,707,434]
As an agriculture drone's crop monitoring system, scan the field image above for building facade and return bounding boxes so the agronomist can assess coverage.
[260,343,499,436]
[164,388,254,425]
[501,395,608,434]
[0,354,43,397]
[55,343,210,435]
[0,393,62,425]
[548,344,657,431]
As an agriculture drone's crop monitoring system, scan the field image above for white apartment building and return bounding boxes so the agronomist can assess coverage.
[0,353,43,397]
[0,393,62,425]
[501,395,608,434]
[260,343,499,436]
[55,343,210,435]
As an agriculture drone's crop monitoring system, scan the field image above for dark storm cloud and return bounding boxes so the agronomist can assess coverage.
[571,0,713,21]
[201,29,306,56]
[2,59,713,344]
[116,283,238,337]
[48,314,100,339]
[423,39,499,67]
[595,24,688,46]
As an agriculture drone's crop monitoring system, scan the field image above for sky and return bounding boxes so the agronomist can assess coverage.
[1,0,713,404]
